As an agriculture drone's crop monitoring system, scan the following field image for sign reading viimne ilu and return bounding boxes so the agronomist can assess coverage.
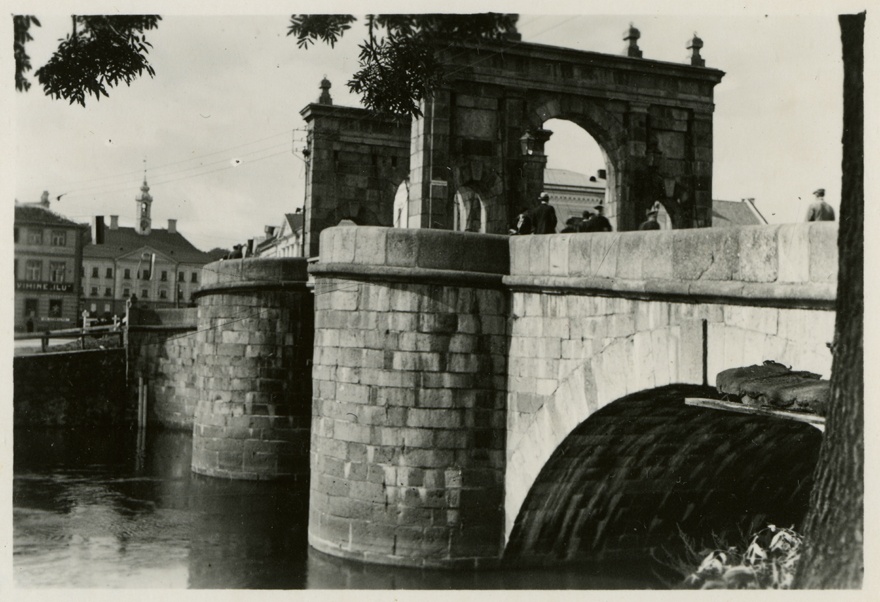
[15,281,75,293]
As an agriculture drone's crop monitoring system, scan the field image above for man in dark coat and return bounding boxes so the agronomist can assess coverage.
[805,188,835,221]
[528,192,558,234]
[580,204,613,232]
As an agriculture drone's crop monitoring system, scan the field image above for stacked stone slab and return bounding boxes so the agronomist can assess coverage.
[309,226,510,568]
[191,258,314,480]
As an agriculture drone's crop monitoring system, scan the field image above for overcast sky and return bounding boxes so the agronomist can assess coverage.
[7,1,875,251]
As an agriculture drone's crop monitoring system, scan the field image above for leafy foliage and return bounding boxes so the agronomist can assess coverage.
[680,525,803,589]
[288,14,519,118]
[13,15,41,92]
[15,15,161,106]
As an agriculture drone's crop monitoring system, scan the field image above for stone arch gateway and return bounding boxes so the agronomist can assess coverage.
[302,37,723,254]
[408,39,724,232]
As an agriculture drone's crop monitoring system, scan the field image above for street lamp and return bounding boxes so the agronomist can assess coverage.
[520,131,536,156]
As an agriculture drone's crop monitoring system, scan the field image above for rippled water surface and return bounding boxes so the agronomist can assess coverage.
[13,428,659,589]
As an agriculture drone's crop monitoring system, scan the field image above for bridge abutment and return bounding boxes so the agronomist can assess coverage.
[308,226,510,568]
[190,258,313,481]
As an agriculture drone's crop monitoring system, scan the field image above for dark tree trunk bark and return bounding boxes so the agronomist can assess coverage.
[794,12,864,589]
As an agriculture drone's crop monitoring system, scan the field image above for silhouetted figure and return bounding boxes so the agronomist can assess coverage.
[806,188,835,221]
[639,208,661,231]
[528,192,558,234]
[580,204,613,232]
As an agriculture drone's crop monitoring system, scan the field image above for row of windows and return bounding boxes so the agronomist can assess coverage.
[82,267,199,283]
[89,286,181,300]
[15,259,68,282]
[23,298,64,319]
[14,228,69,247]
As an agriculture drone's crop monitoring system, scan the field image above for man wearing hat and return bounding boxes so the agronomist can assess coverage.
[639,207,661,231]
[528,191,558,234]
[806,188,835,222]
[579,204,613,233]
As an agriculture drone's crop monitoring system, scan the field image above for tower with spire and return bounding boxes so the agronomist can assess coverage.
[135,172,153,235]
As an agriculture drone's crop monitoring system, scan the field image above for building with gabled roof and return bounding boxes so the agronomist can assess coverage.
[81,177,216,317]
[14,192,89,331]
[255,210,304,258]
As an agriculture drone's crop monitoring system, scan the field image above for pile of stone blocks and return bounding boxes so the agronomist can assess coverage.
[716,361,830,416]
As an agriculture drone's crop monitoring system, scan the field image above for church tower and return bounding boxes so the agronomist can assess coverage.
[135,174,153,235]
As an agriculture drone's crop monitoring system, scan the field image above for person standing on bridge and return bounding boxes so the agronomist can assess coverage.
[528,192,558,234]
[805,188,835,221]
[639,207,661,230]
[580,204,613,232]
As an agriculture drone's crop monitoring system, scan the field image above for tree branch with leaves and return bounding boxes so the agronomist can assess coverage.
[13,14,162,106]
[287,14,519,118]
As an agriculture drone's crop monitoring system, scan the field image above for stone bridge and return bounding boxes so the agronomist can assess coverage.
[306,222,835,568]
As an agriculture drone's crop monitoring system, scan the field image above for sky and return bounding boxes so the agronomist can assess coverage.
[6,0,877,252]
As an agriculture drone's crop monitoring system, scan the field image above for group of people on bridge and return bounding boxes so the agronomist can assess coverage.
[512,192,660,235]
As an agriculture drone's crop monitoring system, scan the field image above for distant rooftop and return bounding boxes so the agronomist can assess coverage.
[84,225,214,263]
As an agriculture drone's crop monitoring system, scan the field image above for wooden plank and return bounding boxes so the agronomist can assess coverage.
[685,397,825,432]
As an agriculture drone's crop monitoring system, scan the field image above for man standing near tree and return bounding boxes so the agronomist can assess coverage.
[805,188,835,221]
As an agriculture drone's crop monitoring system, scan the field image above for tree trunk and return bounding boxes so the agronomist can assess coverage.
[794,12,864,589]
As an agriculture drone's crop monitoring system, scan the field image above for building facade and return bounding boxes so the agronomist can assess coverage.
[14,193,87,332]
[254,211,304,258]
[81,179,215,318]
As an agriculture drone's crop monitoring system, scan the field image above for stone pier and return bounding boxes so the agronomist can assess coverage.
[190,258,314,480]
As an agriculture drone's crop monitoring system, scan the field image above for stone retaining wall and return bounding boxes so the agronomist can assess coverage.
[127,307,199,430]
[13,349,127,427]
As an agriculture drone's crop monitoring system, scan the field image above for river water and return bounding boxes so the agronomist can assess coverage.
[13,428,661,589]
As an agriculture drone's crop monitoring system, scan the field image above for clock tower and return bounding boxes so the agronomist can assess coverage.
[135,175,153,235]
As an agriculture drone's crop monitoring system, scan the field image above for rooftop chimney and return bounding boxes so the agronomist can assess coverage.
[265,225,276,237]
[40,191,50,208]
[168,219,177,234]
[110,215,119,230]
[94,216,105,244]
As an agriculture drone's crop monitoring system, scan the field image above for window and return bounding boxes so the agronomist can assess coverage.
[91,266,99,277]
[178,272,184,282]
[48,299,62,318]
[159,289,168,299]
[142,270,150,281]
[161,270,168,281]
[14,228,19,243]
[24,299,38,319]
[103,303,111,313]
[141,289,149,299]
[49,262,66,282]
[25,259,41,281]
[27,230,43,244]
[124,268,131,279]
[104,287,112,297]
[51,230,66,246]
[90,303,97,313]
[191,272,198,283]
[123,288,130,298]
[90,287,98,296]
[177,289,184,300]
[106,267,113,278]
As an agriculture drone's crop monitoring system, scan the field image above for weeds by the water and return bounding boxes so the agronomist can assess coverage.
[667,524,802,589]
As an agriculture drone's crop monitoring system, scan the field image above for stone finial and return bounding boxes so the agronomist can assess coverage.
[624,23,642,58]
[688,33,705,67]
[40,190,50,207]
[319,76,333,105]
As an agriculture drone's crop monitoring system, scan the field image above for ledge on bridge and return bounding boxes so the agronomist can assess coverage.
[508,223,837,309]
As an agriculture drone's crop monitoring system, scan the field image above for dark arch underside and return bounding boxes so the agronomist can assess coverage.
[504,384,822,574]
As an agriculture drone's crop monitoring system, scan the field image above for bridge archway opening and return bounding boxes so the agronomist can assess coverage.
[542,118,613,230]
[504,384,821,574]
[393,179,410,228]
[453,186,486,233]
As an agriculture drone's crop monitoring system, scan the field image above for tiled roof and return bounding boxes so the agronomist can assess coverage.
[712,200,766,227]
[15,204,86,228]
[83,225,214,263]
[285,212,304,231]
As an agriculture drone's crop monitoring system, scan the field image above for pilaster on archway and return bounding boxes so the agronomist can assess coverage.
[405,38,724,233]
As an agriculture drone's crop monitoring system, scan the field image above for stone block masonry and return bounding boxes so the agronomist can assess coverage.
[309,227,510,568]
[190,258,314,481]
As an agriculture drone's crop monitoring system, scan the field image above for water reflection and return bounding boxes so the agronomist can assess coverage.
[14,428,657,589]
